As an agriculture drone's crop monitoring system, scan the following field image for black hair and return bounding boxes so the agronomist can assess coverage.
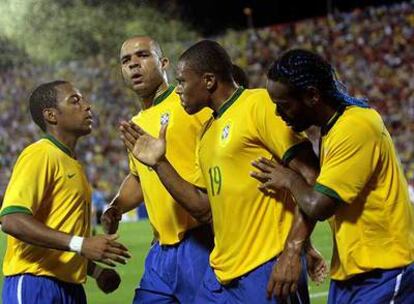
[232,64,249,88]
[268,49,368,108]
[179,40,233,83]
[29,80,68,132]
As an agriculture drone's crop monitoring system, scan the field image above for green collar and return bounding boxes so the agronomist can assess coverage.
[43,134,75,158]
[153,85,175,106]
[321,106,345,136]
[213,86,245,119]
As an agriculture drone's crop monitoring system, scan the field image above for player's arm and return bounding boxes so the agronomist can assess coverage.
[101,173,143,234]
[119,121,211,224]
[0,213,131,267]
[252,156,340,221]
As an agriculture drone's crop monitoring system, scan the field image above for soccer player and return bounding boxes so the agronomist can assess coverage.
[0,81,130,304]
[251,49,414,303]
[100,36,213,303]
[120,40,327,303]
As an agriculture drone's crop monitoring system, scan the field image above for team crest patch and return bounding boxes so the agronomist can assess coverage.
[160,112,170,125]
[220,121,232,145]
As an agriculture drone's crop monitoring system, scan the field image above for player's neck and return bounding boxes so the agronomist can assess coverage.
[47,129,77,156]
[139,82,170,110]
[210,82,239,113]
[318,104,341,128]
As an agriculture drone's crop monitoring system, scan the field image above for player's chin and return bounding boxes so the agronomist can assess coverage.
[77,126,93,136]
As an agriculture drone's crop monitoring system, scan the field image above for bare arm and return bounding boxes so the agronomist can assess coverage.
[154,159,211,223]
[119,121,211,224]
[1,213,131,267]
[110,173,144,213]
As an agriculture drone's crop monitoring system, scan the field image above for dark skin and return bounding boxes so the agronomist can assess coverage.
[119,59,328,299]
[101,36,169,234]
[1,83,130,293]
[251,79,342,221]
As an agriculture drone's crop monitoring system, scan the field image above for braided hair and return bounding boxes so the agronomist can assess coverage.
[268,49,368,108]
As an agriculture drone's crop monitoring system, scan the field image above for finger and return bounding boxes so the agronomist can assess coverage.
[129,122,146,136]
[159,123,168,139]
[120,133,135,151]
[259,157,278,168]
[289,282,297,294]
[267,277,276,299]
[106,245,131,258]
[100,259,116,267]
[103,253,127,265]
[106,234,119,241]
[250,171,269,183]
[121,127,139,145]
[251,160,273,173]
[109,240,130,252]
[274,281,283,299]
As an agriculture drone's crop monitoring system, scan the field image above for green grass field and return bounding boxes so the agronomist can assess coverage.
[0,221,332,303]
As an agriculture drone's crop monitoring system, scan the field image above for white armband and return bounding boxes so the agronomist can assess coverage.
[69,236,84,254]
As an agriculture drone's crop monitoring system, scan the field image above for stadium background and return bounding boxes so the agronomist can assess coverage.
[0,0,413,303]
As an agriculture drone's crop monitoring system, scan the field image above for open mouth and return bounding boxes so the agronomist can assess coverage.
[131,73,143,83]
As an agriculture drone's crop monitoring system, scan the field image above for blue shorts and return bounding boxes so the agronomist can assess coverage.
[133,224,213,304]
[195,255,310,304]
[328,262,414,304]
[2,274,86,304]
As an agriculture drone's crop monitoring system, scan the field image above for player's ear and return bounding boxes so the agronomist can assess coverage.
[43,108,58,126]
[160,57,169,70]
[203,72,216,91]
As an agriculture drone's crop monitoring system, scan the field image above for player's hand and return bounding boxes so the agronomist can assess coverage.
[250,157,293,192]
[119,121,167,167]
[96,268,121,294]
[267,244,302,299]
[81,234,131,267]
[305,244,328,284]
[101,206,122,234]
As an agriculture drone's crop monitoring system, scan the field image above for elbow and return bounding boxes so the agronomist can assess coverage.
[1,216,15,235]
[193,209,212,225]
[303,200,329,222]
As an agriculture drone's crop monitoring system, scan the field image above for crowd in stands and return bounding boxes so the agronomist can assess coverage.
[1,2,413,201]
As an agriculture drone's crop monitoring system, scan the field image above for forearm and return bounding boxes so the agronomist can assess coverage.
[110,174,143,213]
[1,213,72,251]
[285,171,328,221]
[154,158,211,223]
[284,206,316,253]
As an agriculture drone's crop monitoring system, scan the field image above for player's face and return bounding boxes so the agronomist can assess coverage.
[266,80,315,132]
[54,83,93,136]
[175,60,210,114]
[120,37,167,97]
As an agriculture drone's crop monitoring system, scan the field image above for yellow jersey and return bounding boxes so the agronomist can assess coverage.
[129,85,211,245]
[0,135,91,284]
[316,106,414,280]
[196,87,309,283]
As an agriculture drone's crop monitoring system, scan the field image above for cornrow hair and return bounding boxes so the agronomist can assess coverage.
[29,80,69,132]
[268,49,368,108]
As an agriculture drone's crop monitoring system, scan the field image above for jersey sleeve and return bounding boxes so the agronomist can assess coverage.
[251,91,310,163]
[0,147,54,217]
[315,118,381,204]
[127,152,139,177]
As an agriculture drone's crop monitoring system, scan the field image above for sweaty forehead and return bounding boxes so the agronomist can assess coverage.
[120,37,158,58]
[56,83,79,102]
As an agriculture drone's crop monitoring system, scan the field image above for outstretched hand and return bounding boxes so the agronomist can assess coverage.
[119,121,168,167]
[305,245,329,284]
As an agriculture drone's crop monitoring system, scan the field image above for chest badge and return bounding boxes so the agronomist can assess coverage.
[220,121,232,146]
[160,112,170,126]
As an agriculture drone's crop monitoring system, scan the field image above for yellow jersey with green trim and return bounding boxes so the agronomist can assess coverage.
[315,106,414,280]
[0,135,91,284]
[196,87,309,283]
[128,85,211,245]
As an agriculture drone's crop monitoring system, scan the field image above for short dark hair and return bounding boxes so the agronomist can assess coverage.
[179,40,233,83]
[29,80,68,132]
[232,64,249,88]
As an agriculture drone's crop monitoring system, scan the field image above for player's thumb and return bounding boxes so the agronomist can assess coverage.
[106,234,119,241]
[159,123,168,140]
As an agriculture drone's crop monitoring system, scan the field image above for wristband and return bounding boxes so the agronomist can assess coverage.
[69,236,84,254]
[92,264,104,279]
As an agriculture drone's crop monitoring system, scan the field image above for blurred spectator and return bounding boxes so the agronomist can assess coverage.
[1,2,413,201]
